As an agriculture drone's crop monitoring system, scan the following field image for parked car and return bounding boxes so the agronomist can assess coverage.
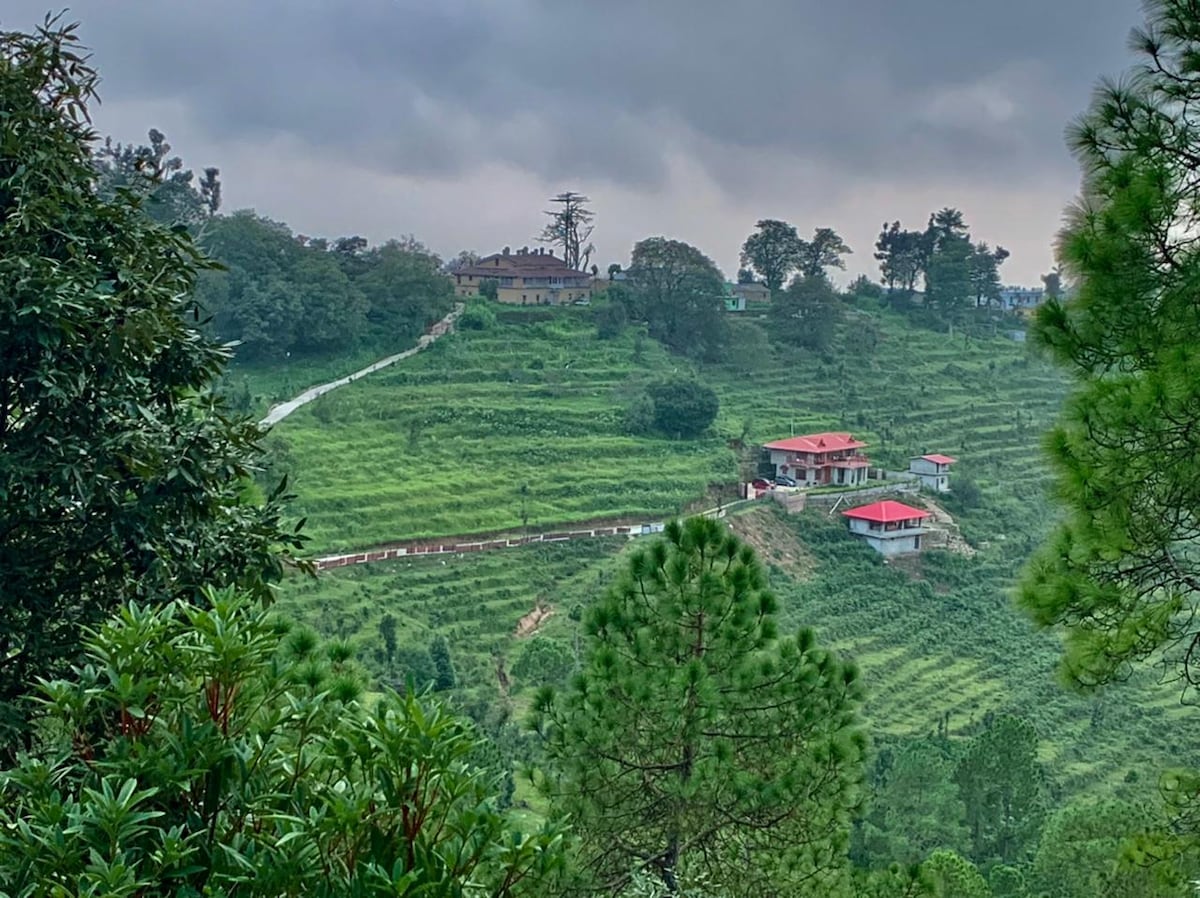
[774,475,798,487]
[751,478,772,491]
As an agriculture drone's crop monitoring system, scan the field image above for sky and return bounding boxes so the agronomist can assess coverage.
[6,1,1144,286]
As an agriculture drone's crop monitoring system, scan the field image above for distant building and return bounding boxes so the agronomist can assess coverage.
[763,432,870,487]
[842,500,930,556]
[723,283,746,312]
[732,282,770,305]
[998,286,1043,314]
[909,454,956,492]
[451,247,593,305]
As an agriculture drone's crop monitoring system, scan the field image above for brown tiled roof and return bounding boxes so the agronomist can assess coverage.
[459,258,591,279]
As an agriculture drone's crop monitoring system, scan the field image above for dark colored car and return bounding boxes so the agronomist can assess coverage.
[774,475,798,487]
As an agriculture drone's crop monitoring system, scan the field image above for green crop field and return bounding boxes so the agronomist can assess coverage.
[259,298,1200,802]
[262,307,734,552]
[256,301,1065,553]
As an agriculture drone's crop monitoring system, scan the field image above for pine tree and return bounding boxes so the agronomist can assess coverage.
[533,516,864,897]
[430,634,457,691]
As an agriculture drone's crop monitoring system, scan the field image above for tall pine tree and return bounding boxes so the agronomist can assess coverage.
[533,517,864,897]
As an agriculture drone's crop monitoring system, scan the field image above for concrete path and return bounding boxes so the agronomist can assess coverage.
[314,498,759,572]
[260,303,464,428]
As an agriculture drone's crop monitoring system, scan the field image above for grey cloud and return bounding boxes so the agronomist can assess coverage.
[4,0,1142,196]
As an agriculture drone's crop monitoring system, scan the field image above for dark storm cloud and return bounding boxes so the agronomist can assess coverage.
[5,0,1141,194]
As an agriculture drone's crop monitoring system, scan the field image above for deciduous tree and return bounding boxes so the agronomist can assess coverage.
[740,219,803,293]
[874,221,926,297]
[0,18,303,743]
[533,517,865,897]
[797,226,853,280]
[770,274,842,351]
[644,376,720,438]
[627,237,728,360]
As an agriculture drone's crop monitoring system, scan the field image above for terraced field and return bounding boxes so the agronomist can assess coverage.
[279,537,625,702]
[262,298,1200,800]
[259,301,1064,553]
[267,308,733,551]
[771,508,1200,800]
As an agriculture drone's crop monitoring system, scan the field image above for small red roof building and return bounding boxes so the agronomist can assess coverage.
[764,432,867,454]
[841,500,930,524]
[920,454,957,465]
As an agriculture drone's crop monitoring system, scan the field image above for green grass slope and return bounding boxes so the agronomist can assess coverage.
[266,299,1200,802]
[265,302,1064,553]
[268,308,734,551]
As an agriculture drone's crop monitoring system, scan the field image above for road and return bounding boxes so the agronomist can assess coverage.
[259,303,464,427]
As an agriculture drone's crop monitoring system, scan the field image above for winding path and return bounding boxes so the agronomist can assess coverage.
[259,303,464,427]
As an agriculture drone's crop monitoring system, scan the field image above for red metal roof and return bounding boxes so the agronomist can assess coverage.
[763,432,867,453]
[921,454,957,465]
[841,500,930,523]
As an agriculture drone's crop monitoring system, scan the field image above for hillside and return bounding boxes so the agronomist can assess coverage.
[255,300,1200,804]
[259,301,1065,553]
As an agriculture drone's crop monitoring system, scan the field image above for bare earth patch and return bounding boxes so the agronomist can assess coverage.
[515,603,555,638]
[726,506,816,581]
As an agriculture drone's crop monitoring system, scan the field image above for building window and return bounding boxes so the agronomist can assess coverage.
[522,294,527,302]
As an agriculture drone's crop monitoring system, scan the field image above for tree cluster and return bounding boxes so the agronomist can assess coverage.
[623,237,729,360]
[739,219,852,293]
[0,20,303,743]
[94,132,454,363]
[194,217,453,361]
[874,209,1010,321]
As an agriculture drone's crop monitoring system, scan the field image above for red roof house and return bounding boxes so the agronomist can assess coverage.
[842,500,930,556]
[763,432,870,487]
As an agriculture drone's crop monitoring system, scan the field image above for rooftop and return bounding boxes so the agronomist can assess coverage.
[841,500,930,524]
[919,454,958,465]
[764,432,867,454]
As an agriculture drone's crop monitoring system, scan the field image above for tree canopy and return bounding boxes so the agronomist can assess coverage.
[1019,0,1200,692]
[533,516,865,897]
[0,590,565,896]
[627,237,728,360]
[0,18,303,742]
[740,219,803,293]
[1017,0,1200,876]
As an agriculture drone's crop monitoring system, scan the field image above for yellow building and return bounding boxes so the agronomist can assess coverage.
[451,247,593,305]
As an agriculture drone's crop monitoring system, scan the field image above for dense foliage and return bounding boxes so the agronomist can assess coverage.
[194,216,453,361]
[533,517,865,897]
[0,591,565,897]
[626,376,720,439]
[626,237,728,360]
[0,19,302,743]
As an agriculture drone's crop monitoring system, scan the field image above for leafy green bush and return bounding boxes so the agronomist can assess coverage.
[0,589,565,896]
[459,303,497,331]
[627,376,719,439]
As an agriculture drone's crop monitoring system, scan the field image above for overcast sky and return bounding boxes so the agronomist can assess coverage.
[7,1,1143,285]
